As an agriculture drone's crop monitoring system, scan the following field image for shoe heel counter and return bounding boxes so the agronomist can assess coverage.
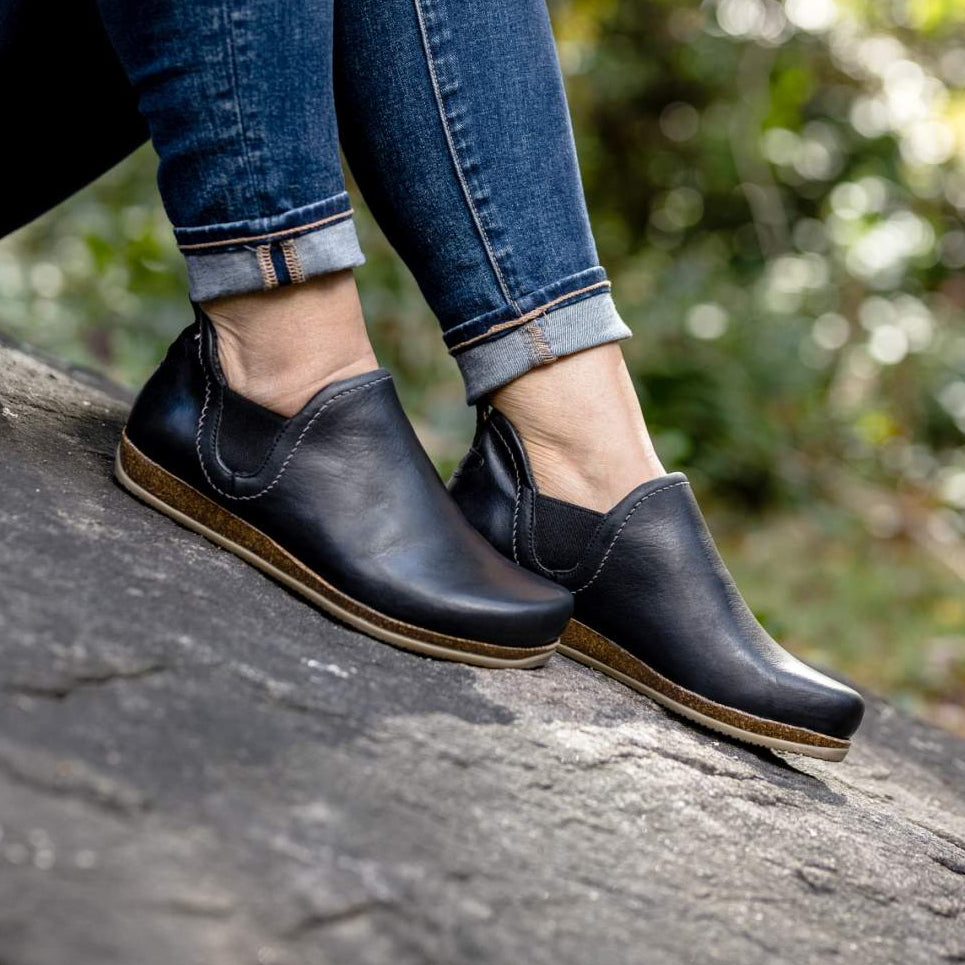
[448,419,520,563]
[124,324,206,484]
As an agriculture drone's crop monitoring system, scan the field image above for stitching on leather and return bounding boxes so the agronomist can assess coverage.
[488,422,521,564]
[209,378,286,483]
[205,334,294,482]
[195,332,391,501]
[206,334,315,481]
[572,482,690,595]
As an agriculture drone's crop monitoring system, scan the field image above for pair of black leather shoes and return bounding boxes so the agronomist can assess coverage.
[118,309,863,759]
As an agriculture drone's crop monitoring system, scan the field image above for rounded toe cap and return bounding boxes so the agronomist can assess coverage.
[820,679,865,740]
[774,664,865,741]
[455,570,573,649]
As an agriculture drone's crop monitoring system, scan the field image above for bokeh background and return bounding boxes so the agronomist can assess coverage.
[2,0,964,732]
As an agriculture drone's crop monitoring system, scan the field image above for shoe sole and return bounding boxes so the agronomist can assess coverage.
[559,620,850,761]
[115,434,556,670]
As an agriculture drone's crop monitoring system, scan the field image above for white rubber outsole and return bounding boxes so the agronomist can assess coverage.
[558,643,850,762]
[114,448,555,670]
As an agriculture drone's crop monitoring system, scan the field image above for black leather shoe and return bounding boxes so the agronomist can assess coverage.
[449,408,865,759]
[114,310,573,667]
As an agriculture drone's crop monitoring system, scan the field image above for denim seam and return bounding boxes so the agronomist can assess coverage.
[523,320,556,366]
[222,1,260,214]
[411,0,520,315]
[449,280,611,353]
[255,245,278,289]
[178,209,355,251]
[280,239,305,284]
[443,268,605,339]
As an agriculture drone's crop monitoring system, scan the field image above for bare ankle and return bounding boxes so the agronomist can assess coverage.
[202,270,378,417]
[492,343,665,511]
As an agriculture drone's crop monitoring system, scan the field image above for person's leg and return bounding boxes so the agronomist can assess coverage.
[491,344,665,511]
[335,0,863,756]
[202,272,377,416]
[96,0,375,415]
[96,0,573,662]
[333,0,658,510]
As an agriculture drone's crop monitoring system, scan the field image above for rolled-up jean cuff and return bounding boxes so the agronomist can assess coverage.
[454,291,632,404]
[174,194,365,302]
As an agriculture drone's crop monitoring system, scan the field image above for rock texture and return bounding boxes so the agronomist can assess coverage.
[1,337,964,965]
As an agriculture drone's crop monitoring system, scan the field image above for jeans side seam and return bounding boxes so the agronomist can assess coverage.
[255,245,279,289]
[280,239,306,284]
[448,279,611,353]
[411,0,520,314]
[222,1,261,215]
[523,320,557,366]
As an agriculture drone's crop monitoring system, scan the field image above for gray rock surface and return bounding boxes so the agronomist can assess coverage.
[1,338,963,965]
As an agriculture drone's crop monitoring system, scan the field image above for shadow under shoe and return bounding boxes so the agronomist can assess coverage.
[449,407,865,759]
[115,308,573,668]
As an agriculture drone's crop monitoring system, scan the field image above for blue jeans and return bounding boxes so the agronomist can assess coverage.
[14,0,631,402]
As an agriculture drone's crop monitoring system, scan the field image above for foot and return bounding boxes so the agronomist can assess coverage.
[449,407,865,758]
[115,307,573,667]
[492,343,665,511]
[202,270,379,417]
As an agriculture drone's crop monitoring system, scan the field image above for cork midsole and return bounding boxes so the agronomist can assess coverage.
[115,433,557,669]
[561,620,850,761]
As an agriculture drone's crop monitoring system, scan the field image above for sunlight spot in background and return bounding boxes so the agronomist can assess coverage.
[716,0,761,37]
[938,382,965,421]
[937,469,965,509]
[650,187,704,232]
[901,120,956,166]
[795,123,842,180]
[939,47,965,87]
[868,325,909,365]
[844,212,935,288]
[760,127,799,166]
[29,264,64,300]
[792,218,828,253]
[686,303,729,339]
[829,178,888,220]
[811,312,850,351]
[659,102,700,143]
[785,0,837,34]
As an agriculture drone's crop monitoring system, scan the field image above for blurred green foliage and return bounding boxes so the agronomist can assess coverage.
[1,0,964,727]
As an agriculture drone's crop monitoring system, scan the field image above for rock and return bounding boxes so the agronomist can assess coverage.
[0,337,963,965]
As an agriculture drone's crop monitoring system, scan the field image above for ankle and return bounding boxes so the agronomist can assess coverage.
[202,271,378,417]
[213,330,377,416]
[491,344,665,512]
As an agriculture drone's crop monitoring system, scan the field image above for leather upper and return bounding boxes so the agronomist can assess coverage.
[124,311,573,647]
[449,409,865,740]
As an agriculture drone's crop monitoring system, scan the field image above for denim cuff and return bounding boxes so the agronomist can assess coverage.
[174,192,365,302]
[453,288,632,404]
